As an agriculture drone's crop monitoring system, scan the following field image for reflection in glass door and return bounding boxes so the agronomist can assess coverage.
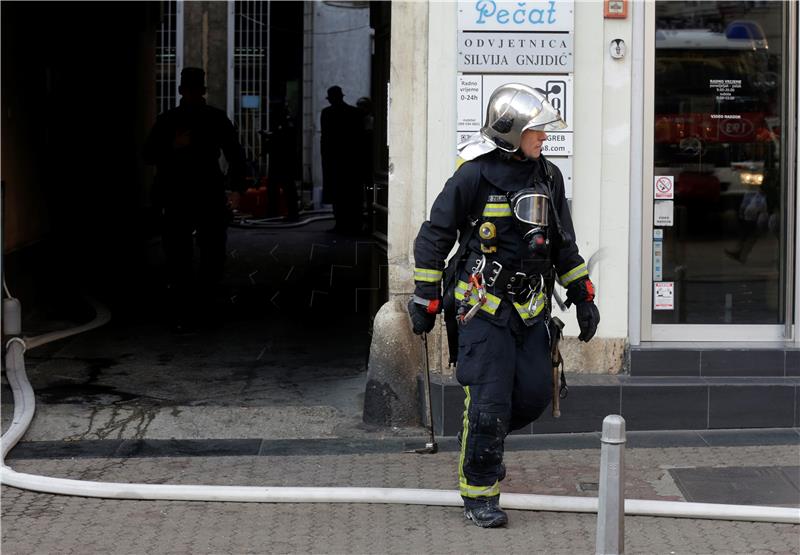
[651,1,790,328]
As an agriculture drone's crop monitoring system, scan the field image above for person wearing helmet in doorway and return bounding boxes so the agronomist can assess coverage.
[407,84,600,528]
[144,67,247,332]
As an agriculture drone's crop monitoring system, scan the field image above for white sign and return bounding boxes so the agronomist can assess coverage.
[541,132,572,156]
[653,229,664,239]
[458,32,573,73]
[457,74,574,132]
[457,76,484,130]
[458,0,574,32]
[653,240,663,281]
[654,200,674,227]
[654,175,674,199]
[654,281,674,311]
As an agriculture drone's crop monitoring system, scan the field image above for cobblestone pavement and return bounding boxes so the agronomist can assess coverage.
[5,209,798,554]
[3,445,798,554]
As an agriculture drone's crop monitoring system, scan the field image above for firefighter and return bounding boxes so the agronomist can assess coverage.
[407,84,600,528]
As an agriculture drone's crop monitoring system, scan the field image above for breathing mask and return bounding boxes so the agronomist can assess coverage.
[507,189,550,256]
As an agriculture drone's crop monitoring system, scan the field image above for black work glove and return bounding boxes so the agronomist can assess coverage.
[565,277,595,308]
[565,278,600,342]
[407,297,438,335]
[575,301,600,342]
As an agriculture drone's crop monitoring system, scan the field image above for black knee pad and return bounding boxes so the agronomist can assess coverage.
[467,409,508,467]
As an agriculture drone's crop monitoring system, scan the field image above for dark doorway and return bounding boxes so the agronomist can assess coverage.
[1,1,397,444]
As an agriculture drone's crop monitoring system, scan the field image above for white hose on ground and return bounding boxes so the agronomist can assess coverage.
[23,298,111,350]
[244,208,333,223]
[2,340,34,462]
[234,214,335,229]
[1,299,799,524]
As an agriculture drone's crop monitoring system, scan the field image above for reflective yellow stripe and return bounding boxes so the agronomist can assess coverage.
[458,386,470,497]
[482,203,512,218]
[414,268,443,283]
[455,280,546,320]
[454,280,500,315]
[459,480,501,498]
[559,263,589,286]
[513,290,547,320]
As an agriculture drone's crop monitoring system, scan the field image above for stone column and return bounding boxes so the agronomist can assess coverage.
[363,1,429,426]
[183,1,228,110]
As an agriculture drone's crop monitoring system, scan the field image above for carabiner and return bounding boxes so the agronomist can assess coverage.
[471,255,486,277]
[526,275,545,315]
[461,291,487,324]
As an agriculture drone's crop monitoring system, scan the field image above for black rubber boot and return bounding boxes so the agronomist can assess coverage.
[463,495,508,528]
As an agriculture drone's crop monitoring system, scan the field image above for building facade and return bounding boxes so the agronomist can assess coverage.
[366,0,800,434]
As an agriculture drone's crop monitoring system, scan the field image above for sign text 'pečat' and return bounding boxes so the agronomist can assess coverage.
[457,1,574,73]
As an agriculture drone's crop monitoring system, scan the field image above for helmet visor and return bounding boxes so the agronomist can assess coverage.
[528,117,568,132]
[511,192,550,226]
[522,97,567,132]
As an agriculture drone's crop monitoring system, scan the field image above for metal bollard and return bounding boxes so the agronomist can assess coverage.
[595,415,626,555]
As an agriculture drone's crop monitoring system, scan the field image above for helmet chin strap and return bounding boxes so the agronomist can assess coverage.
[497,146,541,163]
[513,148,544,163]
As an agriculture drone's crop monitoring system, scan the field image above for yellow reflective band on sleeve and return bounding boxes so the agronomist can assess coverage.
[414,268,443,283]
[513,290,547,320]
[454,280,501,315]
[558,263,589,287]
[482,203,512,218]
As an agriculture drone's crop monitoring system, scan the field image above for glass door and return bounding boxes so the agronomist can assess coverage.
[644,0,795,341]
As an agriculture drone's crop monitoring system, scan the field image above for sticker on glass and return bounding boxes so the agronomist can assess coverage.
[654,200,674,227]
[654,175,674,200]
[654,281,674,311]
[653,240,663,281]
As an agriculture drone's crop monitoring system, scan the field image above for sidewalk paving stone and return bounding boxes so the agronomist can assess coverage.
[3,445,799,554]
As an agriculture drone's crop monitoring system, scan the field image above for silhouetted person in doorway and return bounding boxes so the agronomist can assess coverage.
[144,67,246,331]
[320,85,362,234]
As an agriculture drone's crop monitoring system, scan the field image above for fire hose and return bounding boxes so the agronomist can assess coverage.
[1,296,798,524]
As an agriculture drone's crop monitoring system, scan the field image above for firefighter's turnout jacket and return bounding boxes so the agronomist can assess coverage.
[413,150,587,325]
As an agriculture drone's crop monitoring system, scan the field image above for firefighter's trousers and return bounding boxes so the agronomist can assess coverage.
[456,312,552,499]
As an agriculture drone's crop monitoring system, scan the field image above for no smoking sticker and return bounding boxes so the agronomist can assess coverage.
[654,175,674,200]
